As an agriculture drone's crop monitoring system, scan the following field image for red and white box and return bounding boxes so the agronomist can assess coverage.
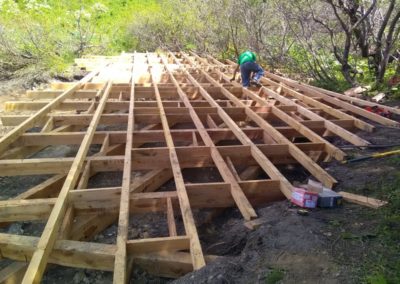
[291,187,319,208]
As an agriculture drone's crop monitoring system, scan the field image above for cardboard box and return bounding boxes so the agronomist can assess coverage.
[318,188,343,208]
[291,187,319,208]
[307,179,323,193]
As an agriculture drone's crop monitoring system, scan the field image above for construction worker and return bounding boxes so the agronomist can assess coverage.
[230,50,264,88]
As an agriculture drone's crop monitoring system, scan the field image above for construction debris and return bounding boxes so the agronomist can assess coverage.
[244,218,268,230]
[344,86,369,97]
[291,187,319,208]
[372,93,386,103]
[0,52,398,283]
[317,188,343,208]
[339,191,388,209]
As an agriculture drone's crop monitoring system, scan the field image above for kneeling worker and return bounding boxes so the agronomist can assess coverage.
[230,50,264,88]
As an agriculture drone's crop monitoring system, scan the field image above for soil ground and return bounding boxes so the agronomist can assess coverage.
[0,78,399,283]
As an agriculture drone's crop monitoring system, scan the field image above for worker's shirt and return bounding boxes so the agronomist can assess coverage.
[238,51,256,65]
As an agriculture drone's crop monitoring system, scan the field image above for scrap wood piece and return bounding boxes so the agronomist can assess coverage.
[338,191,388,209]
[244,217,268,230]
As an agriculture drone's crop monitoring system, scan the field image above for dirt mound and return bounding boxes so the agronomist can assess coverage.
[175,203,349,284]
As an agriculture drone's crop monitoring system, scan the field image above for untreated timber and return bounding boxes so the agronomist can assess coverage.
[22,80,113,283]
[0,51,392,283]
[150,56,205,269]
[183,52,337,189]
[114,55,135,283]
[0,65,105,156]
[173,52,294,198]
[161,53,257,220]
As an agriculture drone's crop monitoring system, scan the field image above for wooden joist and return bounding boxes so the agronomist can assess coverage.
[182,52,336,190]
[22,80,113,283]
[114,55,135,283]
[149,54,205,269]
[0,66,104,156]
[161,53,257,220]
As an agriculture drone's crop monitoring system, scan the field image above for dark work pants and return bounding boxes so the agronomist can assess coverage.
[240,61,264,87]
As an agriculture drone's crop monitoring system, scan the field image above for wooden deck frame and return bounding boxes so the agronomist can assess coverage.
[221,57,400,125]
[160,53,257,220]
[197,57,346,161]
[180,52,337,189]
[0,52,395,283]
[204,53,376,142]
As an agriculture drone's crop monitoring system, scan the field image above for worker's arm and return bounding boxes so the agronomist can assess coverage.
[230,64,240,82]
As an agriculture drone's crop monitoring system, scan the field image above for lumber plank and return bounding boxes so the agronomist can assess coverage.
[212,70,346,160]
[0,262,27,284]
[265,72,400,127]
[0,66,104,156]
[0,233,115,271]
[126,236,190,254]
[167,197,178,236]
[161,54,257,220]
[150,57,205,269]
[22,80,113,283]
[114,55,136,283]
[0,198,56,222]
[338,191,388,209]
[0,232,217,279]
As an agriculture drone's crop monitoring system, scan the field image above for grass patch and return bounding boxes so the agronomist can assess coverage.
[265,268,285,284]
[362,171,400,283]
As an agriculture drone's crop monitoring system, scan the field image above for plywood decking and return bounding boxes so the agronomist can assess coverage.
[0,52,398,283]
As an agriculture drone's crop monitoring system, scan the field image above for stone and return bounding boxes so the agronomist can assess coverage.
[372,93,386,102]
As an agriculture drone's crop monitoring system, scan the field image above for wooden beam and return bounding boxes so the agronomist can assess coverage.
[161,54,257,220]
[0,262,27,284]
[265,72,400,127]
[22,80,113,283]
[149,55,205,269]
[167,197,177,236]
[126,236,190,254]
[215,71,346,161]
[0,198,56,222]
[338,191,388,209]
[0,233,116,271]
[114,55,135,283]
[0,66,104,156]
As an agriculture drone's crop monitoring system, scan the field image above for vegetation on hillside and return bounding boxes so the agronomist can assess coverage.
[1,0,400,94]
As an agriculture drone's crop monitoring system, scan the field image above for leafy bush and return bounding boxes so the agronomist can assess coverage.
[0,0,158,77]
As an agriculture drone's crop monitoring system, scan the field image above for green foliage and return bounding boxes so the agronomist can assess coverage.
[265,268,285,284]
[0,0,399,97]
[362,170,400,284]
[366,273,388,284]
[0,0,159,75]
